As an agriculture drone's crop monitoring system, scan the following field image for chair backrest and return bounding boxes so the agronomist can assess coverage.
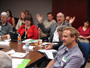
[80,42,90,68]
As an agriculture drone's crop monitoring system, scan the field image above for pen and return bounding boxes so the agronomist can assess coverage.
[10,53,11,57]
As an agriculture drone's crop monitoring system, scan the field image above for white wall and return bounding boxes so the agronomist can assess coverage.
[0,0,52,26]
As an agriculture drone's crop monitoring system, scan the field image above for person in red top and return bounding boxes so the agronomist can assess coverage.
[6,10,15,28]
[78,18,90,44]
[17,15,39,39]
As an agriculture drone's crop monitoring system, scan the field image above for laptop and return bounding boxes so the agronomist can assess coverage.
[9,31,18,41]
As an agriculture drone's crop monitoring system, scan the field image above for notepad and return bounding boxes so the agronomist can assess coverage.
[38,49,57,59]
[12,58,31,68]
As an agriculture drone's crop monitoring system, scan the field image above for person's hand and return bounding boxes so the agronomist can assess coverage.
[83,37,87,40]
[36,14,43,23]
[69,16,75,26]
[45,44,54,50]
[1,35,7,40]
[38,28,42,32]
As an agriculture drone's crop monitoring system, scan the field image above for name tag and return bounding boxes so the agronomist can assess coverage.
[62,57,67,62]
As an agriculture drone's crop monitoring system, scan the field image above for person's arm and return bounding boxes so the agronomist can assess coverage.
[52,41,63,50]
[36,14,51,33]
[15,19,20,30]
[83,35,90,39]
[12,17,15,28]
[46,59,55,68]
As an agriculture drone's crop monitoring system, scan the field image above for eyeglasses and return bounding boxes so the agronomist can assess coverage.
[65,19,69,21]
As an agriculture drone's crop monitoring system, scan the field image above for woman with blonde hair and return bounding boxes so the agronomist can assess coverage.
[15,12,25,30]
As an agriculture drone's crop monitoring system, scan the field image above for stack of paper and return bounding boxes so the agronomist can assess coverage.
[42,42,58,45]
[38,49,57,59]
[0,41,10,45]
[22,39,38,43]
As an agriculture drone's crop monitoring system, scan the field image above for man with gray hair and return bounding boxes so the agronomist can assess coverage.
[36,12,75,42]
[0,51,12,68]
[0,12,12,39]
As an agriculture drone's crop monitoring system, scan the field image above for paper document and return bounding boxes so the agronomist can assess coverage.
[11,52,27,58]
[12,58,31,68]
[0,41,10,45]
[42,42,58,45]
[6,50,26,58]
[38,49,57,53]
[22,39,38,43]
[6,49,15,54]
[38,49,57,59]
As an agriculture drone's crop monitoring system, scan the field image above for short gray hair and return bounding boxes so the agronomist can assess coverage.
[57,25,68,32]
[57,12,64,17]
[1,12,9,18]
[0,51,12,68]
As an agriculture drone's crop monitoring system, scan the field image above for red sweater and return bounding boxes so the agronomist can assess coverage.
[77,26,90,37]
[17,25,39,39]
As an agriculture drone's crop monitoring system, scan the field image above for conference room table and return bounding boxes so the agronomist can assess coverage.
[0,41,46,68]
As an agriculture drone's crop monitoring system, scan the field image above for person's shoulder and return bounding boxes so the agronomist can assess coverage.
[20,25,25,28]
[52,19,56,22]
[71,46,83,58]
[52,22,57,25]
[7,22,12,26]
[31,25,36,27]
[63,22,69,25]
[78,26,83,29]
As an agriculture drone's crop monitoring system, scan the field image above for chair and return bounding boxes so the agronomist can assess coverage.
[80,42,90,68]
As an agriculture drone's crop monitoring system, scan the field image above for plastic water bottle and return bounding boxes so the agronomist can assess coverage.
[25,42,29,54]
[18,34,21,44]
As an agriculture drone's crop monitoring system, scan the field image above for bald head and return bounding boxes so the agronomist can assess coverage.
[56,12,65,24]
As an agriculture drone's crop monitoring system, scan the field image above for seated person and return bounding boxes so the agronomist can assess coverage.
[6,9,15,28]
[0,51,12,68]
[46,27,84,68]
[16,12,25,30]
[0,12,13,40]
[65,16,71,23]
[17,15,39,39]
[36,12,75,42]
[45,26,82,51]
[37,26,82,68]
[38,12,56,39]
[78,18,90,44]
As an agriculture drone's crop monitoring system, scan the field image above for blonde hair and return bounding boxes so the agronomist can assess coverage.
[19,12,25,20]
[63,27,79,42]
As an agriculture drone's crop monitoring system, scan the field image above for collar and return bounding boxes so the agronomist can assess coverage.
[0,22,8,26]
[66,44,78,52]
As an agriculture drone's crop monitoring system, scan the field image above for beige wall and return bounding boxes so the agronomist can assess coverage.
[0,0,52,26]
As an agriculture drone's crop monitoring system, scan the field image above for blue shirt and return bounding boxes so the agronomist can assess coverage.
[51,44,84,68]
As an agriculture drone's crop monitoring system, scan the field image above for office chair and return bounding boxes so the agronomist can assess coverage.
[80,42,90,68]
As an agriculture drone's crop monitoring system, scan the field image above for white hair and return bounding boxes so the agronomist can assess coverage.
[0,51,12,68]
[57,12,65,17]
[1,12,9,18]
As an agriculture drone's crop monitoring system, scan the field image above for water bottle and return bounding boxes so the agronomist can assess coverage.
[18,34,21,44]
[25,42,29,54]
